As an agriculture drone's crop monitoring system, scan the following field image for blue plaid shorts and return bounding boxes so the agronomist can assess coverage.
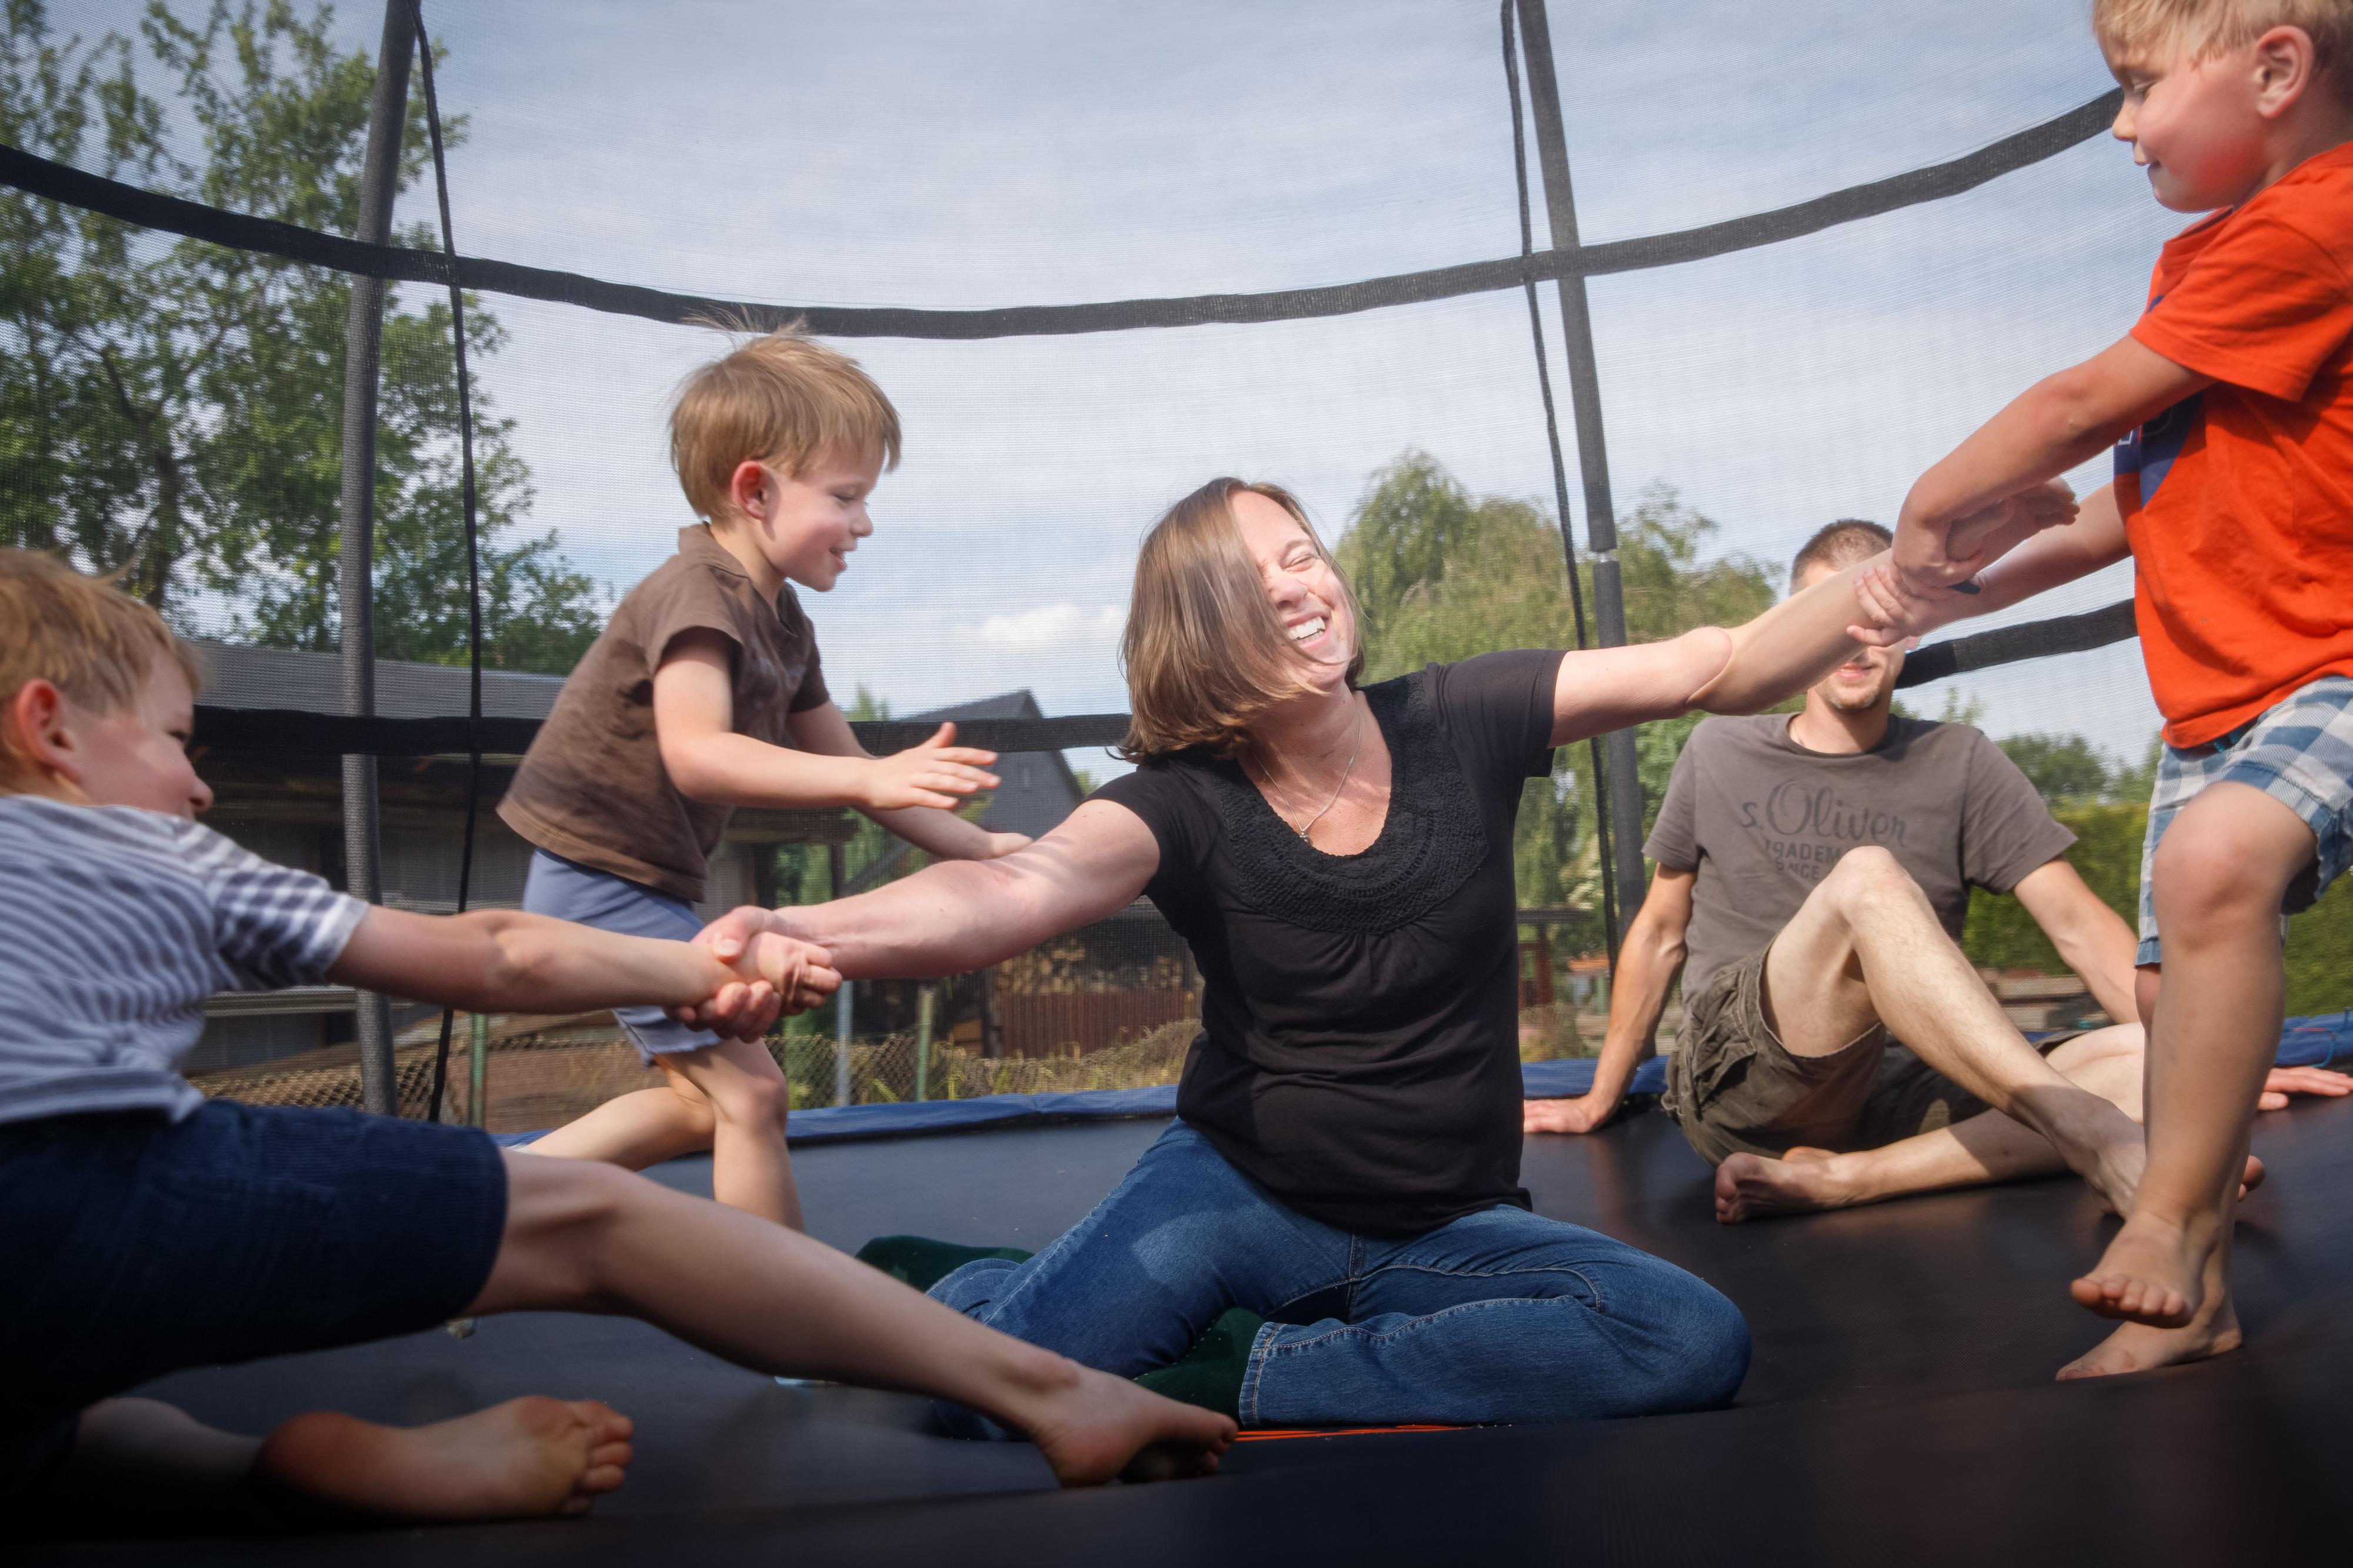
[2137,676,2353,967]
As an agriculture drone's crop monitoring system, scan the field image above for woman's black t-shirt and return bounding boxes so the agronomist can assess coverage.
[1093,650,1564,1237]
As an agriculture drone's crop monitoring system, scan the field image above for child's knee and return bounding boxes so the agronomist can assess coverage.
[2152,826,2286,929]
[706,1065,791,1134]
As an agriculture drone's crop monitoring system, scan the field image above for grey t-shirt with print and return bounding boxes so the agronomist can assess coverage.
[1645,714,2077,1002]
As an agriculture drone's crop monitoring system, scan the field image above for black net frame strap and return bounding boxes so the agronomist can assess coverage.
[1891,598,2137,689]
[1499,0,1619,956]
[191,708,1136,757]
[189,602,2138,759]
[0,92,2120,339]
[414,8,483,1126]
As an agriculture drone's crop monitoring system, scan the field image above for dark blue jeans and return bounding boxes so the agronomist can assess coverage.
[932,1120,1748,1430]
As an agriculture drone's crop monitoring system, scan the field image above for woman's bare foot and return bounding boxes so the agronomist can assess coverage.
[2057,1296,2242,1379]
[1714,1148,1862,1223]
[2068,1213,2214,1327]
[256,1397,634,1520]
[1005,1359,1235,1486]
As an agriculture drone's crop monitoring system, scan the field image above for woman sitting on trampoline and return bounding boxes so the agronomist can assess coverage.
[688,476,2038,1428]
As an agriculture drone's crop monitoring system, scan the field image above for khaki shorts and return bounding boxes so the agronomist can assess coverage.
[1662,945,2080,1166]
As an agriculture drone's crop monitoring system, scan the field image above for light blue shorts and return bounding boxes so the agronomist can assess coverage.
[521,849,720,1060]
[2137,676,2353,967]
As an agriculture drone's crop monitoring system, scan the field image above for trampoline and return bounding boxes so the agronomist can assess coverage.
[10,2,2353,1564]
[20,1077,2353,1566]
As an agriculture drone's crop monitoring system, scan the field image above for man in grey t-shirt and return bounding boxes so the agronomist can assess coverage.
[1525,521,2342,1222]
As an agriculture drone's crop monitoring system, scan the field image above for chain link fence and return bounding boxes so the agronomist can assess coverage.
[193,995,1620,1133]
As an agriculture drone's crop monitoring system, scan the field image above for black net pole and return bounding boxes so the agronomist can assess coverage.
[415,11,482,1128]
[342,0,418,1117]
[1500,1,1618,959]
[1512,0,1651,942]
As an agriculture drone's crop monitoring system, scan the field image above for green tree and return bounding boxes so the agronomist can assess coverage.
[1335,453,1779,930]
[0,0,601,669]
[1998,733,2129,805]
[1961,797,2353,1018]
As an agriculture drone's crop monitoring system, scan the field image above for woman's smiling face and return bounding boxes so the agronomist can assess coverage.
[1229,488,1355,692]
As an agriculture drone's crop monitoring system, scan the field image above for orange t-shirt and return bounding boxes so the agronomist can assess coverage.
[2117,140,2353,747]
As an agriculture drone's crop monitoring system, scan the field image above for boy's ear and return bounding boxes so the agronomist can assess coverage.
[2,680,77,785]
[2252,25,2318,116]
[729,459,773,522]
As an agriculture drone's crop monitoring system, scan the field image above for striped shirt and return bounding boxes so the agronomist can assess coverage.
[0,796,366,1127]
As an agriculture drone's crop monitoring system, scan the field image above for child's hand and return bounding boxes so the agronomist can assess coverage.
[1895,479,2074,593]
[1847,562,1967,646]
[736,932,841,1016]
[674,905,782,1036]
[865,723,1001,811]
[981,831,1031,859]
[1945,479,2076,574]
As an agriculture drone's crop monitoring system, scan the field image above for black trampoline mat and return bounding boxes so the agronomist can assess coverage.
[21,1097,2353,1566]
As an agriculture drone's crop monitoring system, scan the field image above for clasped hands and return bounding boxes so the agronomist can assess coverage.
[689,906,828,1040]
[1847,479,2079,648]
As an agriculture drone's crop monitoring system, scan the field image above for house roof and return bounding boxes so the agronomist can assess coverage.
[196,640,568,720]
[195,640,1087,843]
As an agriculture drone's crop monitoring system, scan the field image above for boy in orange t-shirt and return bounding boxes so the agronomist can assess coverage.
[1869,2,2353,1382]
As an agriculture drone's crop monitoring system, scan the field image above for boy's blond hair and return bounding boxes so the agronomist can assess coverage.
[2094,0,2353,82]
[0,550,203,776]
[669,320,902,522]
[1118,478,1365,762]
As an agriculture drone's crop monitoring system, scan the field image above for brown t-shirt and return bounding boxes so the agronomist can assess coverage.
[1645,715,2075,1002]
[498,525,831,902]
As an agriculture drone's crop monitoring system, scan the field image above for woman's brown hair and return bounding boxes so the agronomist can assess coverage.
[1117,478,1365,761]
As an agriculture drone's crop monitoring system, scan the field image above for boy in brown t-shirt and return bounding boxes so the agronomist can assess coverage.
[502,327,1026,1225]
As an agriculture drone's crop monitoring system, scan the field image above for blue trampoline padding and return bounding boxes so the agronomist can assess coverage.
[483,1015,2352,1149]
[2279,1011,2353,1070]
[1520,1057,1668,1098]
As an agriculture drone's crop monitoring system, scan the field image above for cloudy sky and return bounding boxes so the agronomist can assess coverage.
[66,0,2175,773]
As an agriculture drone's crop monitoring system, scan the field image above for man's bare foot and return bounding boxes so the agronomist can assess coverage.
[256,1397,634,1520]
[2068,1213,2212,1327]
[1714,1148,1862,1223]
[2064,1114,2149,1219]
[1010,1360,1234,1486]
[2057,1297,2242,1379]
[2064,1123,2262,1217]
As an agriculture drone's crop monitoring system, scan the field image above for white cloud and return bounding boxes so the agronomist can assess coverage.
[968,603,1126,654]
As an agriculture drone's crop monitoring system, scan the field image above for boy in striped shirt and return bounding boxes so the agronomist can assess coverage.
[0,551,1229,1527]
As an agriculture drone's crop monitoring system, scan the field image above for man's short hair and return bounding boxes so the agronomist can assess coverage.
[0,551,204,775]
[669,319,903,522]
[1789,519,1892,586]
[2094,0,2353,89]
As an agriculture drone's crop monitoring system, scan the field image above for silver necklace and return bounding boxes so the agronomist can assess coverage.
[1254,699,1365,842]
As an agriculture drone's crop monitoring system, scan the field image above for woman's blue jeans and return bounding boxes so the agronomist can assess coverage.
[931,1121,1749,1432]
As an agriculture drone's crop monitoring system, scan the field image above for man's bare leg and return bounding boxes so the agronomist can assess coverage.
[62,1395,635,1522]
[1714,1027,2282,1221]
[474,1152,1233,1484]
[1718,1027,2138,1220]
[2065,783,2313,1374]
[1759,847,2147,1212]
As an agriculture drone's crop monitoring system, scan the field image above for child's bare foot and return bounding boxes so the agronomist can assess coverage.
[256,1397,634,1520]
[2056,1297,2242,1380]
[1714,1147,1859,1223]
[1011,1360,1235,1486]
[2068,1213,2212,1327]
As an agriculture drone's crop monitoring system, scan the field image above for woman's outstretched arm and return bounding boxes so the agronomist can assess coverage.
[691,799,1161,1004]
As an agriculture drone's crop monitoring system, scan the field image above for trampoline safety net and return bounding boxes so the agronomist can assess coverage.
[6,0,2349,1132]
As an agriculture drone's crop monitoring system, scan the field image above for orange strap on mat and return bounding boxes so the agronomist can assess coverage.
[1232,1423,1463,1442]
